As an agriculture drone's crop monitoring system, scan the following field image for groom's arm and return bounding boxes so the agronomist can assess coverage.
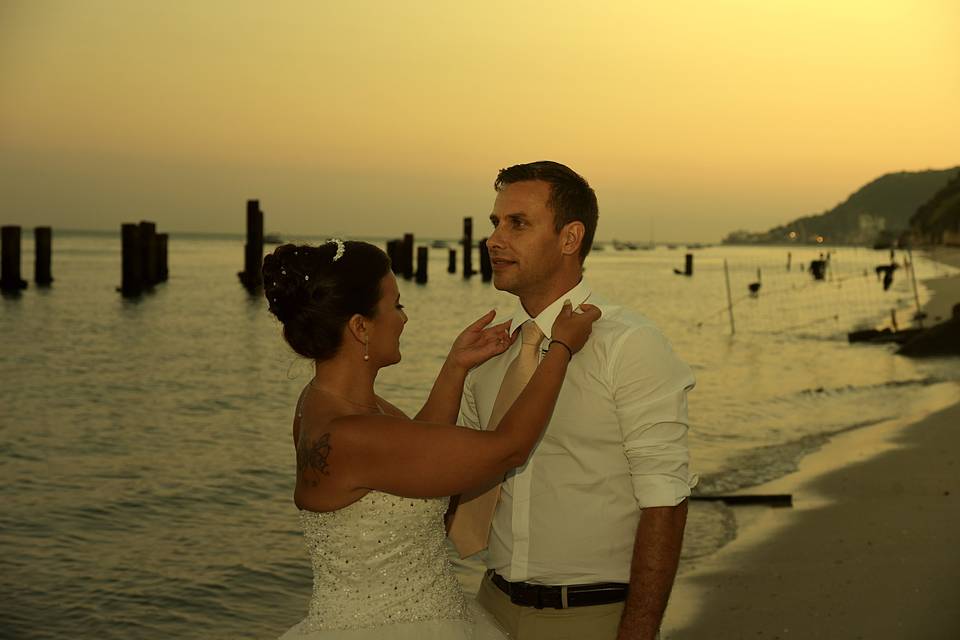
[617,501,687,640]
[611,326,697,639]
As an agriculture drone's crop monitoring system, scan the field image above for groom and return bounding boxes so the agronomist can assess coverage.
[449,161,696,640]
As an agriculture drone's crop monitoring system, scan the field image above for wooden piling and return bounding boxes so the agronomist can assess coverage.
[402,233,414,280]
[120,223,144,297]
[34,226,53,286]
[786,252,792,271]
[139,221,159,287]
[447,248,456,274]
[685,253,694,276]
[479,238,492,282]
[416,246,428,284]
[238,200,264,290]
[157,233,169,282]
[386,239,402,274]
[1,226,28,292]
[462,217,474,278]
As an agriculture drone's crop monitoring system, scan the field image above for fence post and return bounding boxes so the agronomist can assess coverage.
[724,259,735,336]
[907,247,923,327]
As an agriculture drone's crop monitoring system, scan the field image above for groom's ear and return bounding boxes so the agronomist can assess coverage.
[346,314,367,343]
[561,221,585,259]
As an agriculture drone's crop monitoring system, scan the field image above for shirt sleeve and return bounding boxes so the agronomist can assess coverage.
[458,369,482,431]
[610,325,697,509]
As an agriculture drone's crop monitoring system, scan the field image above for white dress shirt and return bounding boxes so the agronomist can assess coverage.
[459,279,696,585]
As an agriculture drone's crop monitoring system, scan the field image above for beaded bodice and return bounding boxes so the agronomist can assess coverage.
[299,491,469,631]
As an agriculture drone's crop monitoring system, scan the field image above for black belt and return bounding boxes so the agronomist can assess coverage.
[489,571,628,609]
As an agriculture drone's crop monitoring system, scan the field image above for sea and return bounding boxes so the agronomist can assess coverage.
[2,230,958,639]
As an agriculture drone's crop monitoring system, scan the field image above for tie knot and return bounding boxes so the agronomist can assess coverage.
[520,321,544,346]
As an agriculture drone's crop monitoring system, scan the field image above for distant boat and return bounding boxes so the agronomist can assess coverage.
[264,233,284,245]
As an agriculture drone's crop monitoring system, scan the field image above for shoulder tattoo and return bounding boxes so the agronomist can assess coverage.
[297,432,333,485]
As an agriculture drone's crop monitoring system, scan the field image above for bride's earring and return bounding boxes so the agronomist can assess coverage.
[363,338,370,361]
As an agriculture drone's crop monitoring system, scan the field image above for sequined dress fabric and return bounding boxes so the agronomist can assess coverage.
[278,491,508,639]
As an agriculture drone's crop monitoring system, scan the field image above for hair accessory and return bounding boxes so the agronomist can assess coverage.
[326,238,346,262]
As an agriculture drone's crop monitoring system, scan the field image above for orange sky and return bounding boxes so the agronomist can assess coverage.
[1,1,957,241]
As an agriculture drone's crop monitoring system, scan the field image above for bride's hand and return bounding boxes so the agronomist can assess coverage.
[447,310,516,371]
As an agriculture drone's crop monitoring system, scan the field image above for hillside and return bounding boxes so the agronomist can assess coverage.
[724,167,960,245]
[910,172,960,244]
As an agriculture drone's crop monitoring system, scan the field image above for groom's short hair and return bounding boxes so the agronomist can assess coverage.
[494,161,599,264]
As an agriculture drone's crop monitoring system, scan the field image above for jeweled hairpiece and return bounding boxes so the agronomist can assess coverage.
[326,238,346,262]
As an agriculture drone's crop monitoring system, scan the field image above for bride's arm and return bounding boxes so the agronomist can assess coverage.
[414,310,513,424]
[413,359,469,423]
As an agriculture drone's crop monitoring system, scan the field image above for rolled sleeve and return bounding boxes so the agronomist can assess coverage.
[611,326,697,509]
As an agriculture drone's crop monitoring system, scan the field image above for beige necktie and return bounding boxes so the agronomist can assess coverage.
[448,320,545,558]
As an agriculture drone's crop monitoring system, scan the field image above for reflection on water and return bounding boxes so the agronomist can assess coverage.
[1,233,957,638]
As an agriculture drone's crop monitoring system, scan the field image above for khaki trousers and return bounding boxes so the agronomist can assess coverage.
[476,572,626,640]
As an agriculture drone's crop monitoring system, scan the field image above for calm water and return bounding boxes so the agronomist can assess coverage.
[2,232,958,639]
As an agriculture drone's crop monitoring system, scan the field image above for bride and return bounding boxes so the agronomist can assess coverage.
[263,240,599,639]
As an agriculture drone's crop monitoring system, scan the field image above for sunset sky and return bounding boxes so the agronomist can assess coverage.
[1,1,957,242]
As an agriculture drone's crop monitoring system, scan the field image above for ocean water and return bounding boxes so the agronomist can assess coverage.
[2,231,958,639]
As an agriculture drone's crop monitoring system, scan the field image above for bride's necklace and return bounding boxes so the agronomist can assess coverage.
[309,380,384,413]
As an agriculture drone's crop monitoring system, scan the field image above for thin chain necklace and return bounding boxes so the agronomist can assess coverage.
[309,380,384,414]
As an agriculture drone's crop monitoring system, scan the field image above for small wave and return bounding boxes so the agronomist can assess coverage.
[694,416,893,496]
[797,375,944,397]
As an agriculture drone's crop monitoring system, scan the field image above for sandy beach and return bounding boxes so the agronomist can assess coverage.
[663,247,960,640]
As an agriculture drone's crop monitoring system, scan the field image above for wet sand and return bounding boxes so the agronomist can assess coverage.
[663,246,960,639]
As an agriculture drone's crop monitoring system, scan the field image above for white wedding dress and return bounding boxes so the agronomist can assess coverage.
[279,491,508,639]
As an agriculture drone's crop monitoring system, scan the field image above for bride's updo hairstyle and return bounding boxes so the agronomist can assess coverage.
[262,241,391,361]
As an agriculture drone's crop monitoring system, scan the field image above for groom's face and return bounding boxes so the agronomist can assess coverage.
[487,180,565,297]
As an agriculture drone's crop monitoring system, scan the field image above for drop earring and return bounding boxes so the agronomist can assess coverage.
[363,338,370,361]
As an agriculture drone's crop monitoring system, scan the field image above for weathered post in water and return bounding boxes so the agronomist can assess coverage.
[462,217,474,278]
[139,221,159,287]
[34,226,53,286]
[1,226,28,293]
[447,248,456,274]
[120,223,144,297]
[238,200,264,290]
[157,233,169,282]
[416,246,428,284]
[685,253,694,276]
[479,238,492,282]
[402,233,414,280]
[386,239,402,274]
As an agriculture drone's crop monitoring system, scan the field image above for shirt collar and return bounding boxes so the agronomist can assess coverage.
[507,278,594,339]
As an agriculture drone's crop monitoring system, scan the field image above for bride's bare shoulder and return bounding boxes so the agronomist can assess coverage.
[375,396,410,419]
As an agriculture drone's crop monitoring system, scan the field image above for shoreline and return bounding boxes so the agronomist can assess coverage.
[663,245,960,639]
[662,383,959,639]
